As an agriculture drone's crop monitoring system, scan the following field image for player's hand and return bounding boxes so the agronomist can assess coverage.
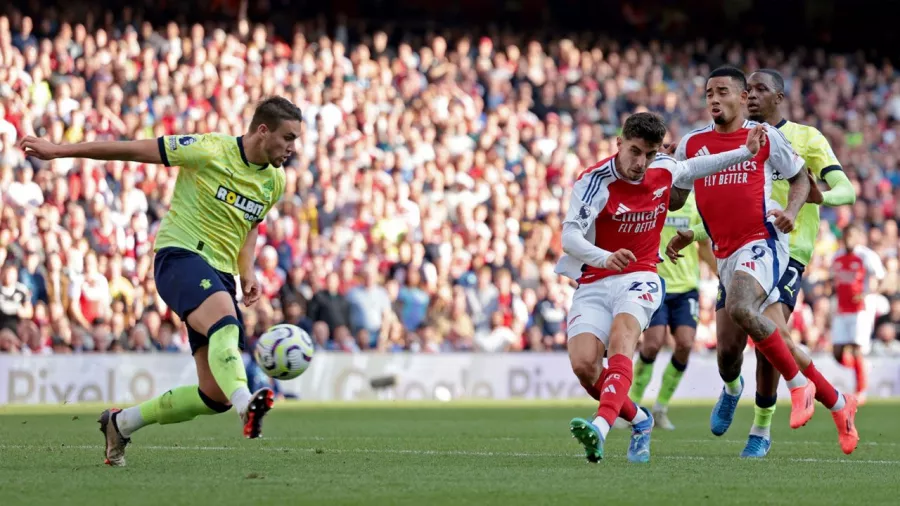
[241,273,262,307]
[767,209,796,233]
[805,170,824,204]
[743,124,767,156]
[666,229,695,263]
[18,136,63,160]
[604,249,637,272]
[662,142,677,156]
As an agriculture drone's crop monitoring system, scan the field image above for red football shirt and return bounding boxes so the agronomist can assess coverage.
[563,155,676,285]
[832,246,885,314]
[677,121,804,258]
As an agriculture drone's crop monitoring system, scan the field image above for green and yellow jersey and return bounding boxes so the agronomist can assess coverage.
[658,192,702,294]
[154,133,286,275]
[770,120,842,266]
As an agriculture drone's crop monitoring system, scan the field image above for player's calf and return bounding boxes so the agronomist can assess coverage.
[630,325,666,404]
[727,273,815,428]
[594,314,643,439]
[568,333,607,401]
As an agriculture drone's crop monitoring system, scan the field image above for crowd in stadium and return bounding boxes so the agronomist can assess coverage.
[1,7,900,357]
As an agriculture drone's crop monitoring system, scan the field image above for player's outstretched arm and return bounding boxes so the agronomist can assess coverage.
[18,137,162,164]
[671,124,765,190]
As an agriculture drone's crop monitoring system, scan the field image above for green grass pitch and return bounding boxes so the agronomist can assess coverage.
[1,400,898,506]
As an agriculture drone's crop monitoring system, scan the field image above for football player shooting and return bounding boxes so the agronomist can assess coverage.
[627,191,716,431]
[19,96,299,466]
[556,112,765,464]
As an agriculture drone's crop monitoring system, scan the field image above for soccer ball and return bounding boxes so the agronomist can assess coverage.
[253,324,315,380]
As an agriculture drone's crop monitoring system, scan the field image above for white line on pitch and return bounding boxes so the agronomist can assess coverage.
[0,444,896,465]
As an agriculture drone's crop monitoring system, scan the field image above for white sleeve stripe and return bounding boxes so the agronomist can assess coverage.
[582,166,613,204]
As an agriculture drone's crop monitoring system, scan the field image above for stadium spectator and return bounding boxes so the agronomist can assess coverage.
[0,263,32,332]
[0,6,897,359]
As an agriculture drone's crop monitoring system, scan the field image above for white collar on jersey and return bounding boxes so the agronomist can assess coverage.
[611,154,643,185]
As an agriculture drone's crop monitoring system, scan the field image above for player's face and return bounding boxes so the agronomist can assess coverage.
[844,228,863,250]
[706,77,747,125]
[747,73,782,122]
[262,120,302,167]
[616,136,662,181]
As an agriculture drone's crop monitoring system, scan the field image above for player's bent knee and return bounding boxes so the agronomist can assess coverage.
[570,359,599,383]
[187,291,239,337]
[725,301,754,328]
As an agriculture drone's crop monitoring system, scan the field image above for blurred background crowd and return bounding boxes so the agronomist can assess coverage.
[1,1,900,358]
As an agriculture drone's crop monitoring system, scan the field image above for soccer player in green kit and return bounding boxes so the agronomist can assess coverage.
[628,192,716,430]
[19,97,299,466]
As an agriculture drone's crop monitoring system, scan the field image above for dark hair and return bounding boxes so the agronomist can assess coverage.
[754,68,785,94]
[708,66,747,91]
[249,96,303,131]
[622,112,667,145]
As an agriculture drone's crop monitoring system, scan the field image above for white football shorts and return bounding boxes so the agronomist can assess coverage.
[566,271,664,346]
[717,233,789,312]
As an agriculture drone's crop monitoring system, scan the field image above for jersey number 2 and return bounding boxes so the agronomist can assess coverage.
[628,281,660,293]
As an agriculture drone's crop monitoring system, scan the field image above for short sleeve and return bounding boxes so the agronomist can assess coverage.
[156,134,214,170]
[805,128,842,179]
[766,128,805,180]
[563,167,613,234]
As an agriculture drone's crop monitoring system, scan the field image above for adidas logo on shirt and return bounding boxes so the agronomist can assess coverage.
[695,146,711,157]
[615,203,632,216]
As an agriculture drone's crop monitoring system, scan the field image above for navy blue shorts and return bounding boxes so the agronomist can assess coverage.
[649,289,699,331]
[154,247,245,355]
[775,258,806,310]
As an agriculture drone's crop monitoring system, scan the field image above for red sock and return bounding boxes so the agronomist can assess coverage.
[854,357,868,394]
[802,362,839,408]
[755,329,800,380]
[583,369,609,401]
[596,355,634,426]
[619,399,638,421]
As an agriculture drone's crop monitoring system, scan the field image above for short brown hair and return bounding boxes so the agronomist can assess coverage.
[622,112,667,145]
[249,96,303,131]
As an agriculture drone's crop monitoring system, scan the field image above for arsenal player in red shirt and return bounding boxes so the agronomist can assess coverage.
[831,224,886,405]
[555,112,764,463]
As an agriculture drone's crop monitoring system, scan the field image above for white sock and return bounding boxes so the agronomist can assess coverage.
[749,424,771,440]
[230,387,253,416]
[830,393,846,412]
[592,417,612,439]
[115,406,146,438]
[630,406,650,425]
[786,373,808,389]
